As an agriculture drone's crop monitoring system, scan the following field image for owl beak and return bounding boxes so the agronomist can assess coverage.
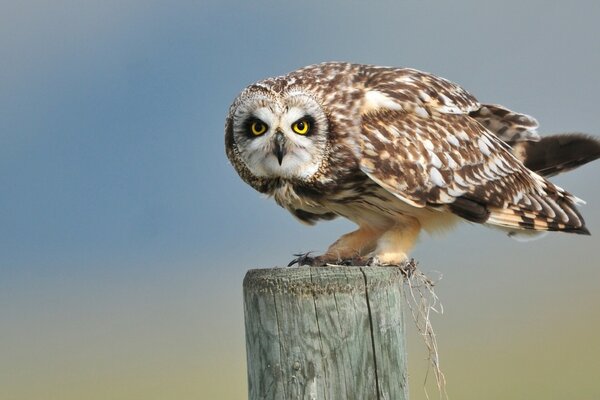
[273,131,286,165]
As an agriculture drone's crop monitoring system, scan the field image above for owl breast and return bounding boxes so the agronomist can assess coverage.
[266,170,395,227]
[268,172,460,234]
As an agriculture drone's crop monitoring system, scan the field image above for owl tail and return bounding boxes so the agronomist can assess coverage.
[511,133,600,178]
[485,193,590,237]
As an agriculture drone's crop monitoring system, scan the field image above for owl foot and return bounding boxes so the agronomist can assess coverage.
[368,256,418,276]
[288,253,374,267]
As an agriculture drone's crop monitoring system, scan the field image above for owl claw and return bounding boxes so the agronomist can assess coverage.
[288,253,323,267]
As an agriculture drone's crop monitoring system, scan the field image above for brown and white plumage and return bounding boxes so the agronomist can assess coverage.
[225,62,599,265]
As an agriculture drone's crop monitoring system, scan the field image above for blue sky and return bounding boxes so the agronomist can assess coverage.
[1,1,599,399]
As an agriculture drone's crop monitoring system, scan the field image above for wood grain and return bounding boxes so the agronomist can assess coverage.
[243,266,408,400]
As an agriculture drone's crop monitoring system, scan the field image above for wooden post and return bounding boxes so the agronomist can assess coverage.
[243,266,408,400]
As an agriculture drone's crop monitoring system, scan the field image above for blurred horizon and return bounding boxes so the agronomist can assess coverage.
[1,1,599,399]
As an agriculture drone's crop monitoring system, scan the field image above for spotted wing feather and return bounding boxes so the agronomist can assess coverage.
[361,66,481,115]
[470,103,540,143]
[359,109,588,234]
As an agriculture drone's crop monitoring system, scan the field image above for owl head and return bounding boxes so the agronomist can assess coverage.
[226,84,329,181]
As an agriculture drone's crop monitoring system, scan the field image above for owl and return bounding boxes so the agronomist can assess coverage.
[225,62,600,266]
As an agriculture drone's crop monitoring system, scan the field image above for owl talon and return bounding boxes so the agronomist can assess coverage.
[288,253,324,267]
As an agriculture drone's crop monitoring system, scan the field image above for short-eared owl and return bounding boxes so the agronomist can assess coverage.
[225,62,600,266]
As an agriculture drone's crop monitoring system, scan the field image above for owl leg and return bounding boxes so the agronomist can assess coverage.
[370,218,421,265]
[322,225,385,263]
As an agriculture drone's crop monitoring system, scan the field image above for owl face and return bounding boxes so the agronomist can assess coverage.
[230,87,329,180]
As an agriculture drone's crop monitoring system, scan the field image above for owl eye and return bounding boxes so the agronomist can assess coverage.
[292,119,310,135]
[249,120,268,136]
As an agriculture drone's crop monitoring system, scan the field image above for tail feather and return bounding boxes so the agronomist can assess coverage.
[486,192,590,236]
[512,134,600,177]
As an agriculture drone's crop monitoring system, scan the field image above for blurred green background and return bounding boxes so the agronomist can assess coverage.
[1,1,599,399]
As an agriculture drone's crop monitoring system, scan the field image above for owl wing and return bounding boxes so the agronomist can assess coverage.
[469,103,540,144]
[357,70,588,233]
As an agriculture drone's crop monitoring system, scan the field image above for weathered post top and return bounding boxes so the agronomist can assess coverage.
[243,266,408,400]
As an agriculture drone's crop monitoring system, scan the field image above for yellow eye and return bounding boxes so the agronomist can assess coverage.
[250,120,267,136]
[292,119,310,135]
